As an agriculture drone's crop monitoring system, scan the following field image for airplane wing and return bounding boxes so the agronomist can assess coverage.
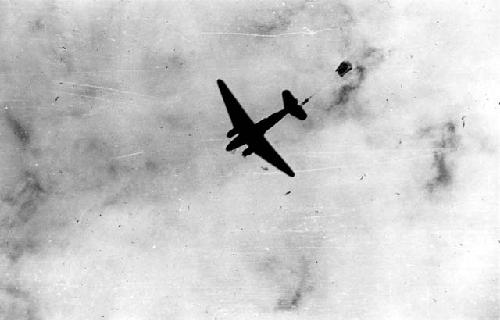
[217,79,254,130]
[251,136,295,177]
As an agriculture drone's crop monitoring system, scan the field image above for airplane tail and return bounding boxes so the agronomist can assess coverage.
[282,90,307,120]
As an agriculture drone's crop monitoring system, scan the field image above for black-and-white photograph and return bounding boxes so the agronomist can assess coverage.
[1,0,498,319]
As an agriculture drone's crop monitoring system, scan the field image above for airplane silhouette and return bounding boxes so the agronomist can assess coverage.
[216,79,307,177]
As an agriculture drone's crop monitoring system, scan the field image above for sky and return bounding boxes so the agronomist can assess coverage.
[0,0,499,319]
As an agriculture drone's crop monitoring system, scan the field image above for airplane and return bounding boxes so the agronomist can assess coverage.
[216,79,307,177]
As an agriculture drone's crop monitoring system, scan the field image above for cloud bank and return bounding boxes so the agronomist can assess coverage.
[0,0,498,319]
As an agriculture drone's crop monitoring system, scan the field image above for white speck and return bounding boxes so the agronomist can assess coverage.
[200,27,338,38]
[113,151,143,160]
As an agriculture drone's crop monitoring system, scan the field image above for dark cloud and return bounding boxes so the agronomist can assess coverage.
[234,4,301,36]
[439,121,458,149]
[4,112,31,147]
[1,285,40,320]
[327,65,367,118]
[427,151,451,192]
[321,47,382,121]
[2,172,44,223]
[1,171,45,262]
[252,253,314,312]
[335,83,357,106]
[274,256,313,312]
[276,289,302,311]
[424,122,459,193]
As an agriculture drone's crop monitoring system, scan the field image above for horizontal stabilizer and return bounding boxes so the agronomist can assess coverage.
[282,90,307,120]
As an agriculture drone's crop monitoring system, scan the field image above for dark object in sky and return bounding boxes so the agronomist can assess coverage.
[217,79,307,177]
[285,190,291,195]
[335,61,352,77]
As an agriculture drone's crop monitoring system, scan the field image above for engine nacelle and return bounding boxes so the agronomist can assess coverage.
[242,147,253,157]
[227,128,237,138]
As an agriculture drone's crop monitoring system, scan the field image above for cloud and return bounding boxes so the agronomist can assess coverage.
[423,122,459,193]
[0,1,498,319]
[4,112,31,148]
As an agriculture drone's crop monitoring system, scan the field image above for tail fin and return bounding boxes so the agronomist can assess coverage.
[282,90,307,120]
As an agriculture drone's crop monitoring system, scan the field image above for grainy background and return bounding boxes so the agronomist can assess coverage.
[0,0,498,319]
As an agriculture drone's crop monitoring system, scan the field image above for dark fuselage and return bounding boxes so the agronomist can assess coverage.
[226,108,288,152]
